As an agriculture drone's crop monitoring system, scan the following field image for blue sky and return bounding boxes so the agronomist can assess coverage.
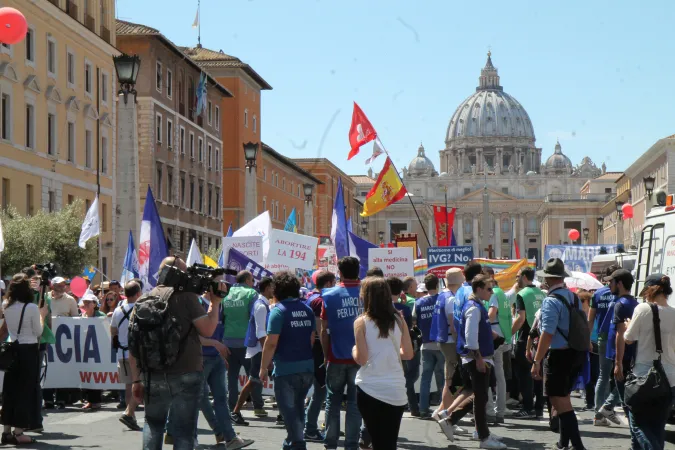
[118,0,674,176]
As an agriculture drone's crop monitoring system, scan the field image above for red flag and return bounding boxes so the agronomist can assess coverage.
[348,102,377,160]
[514,238,521,259]
[433,206,456,246]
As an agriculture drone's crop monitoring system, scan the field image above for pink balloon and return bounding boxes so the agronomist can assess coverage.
[622,203,634,219]
[568,229,580,241]
[70,276,88,298]
[0,8,27,45]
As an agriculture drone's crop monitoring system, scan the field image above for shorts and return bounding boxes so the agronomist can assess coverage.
[248,351,263,385]
[544,348,584,398]
[117,359,133,384]
[439,342,459,382]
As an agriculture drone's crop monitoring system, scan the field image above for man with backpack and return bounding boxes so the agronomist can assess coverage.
[128,256,222,450]
[111,280,142,431]
[531,258,589,450]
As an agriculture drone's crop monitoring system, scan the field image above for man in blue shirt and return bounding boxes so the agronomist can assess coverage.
[531,258,587,450]
[588,264,619,418]
[260,271,316,450]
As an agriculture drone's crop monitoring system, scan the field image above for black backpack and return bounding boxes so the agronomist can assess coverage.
[550,292,590,352]
[128,287,183,372]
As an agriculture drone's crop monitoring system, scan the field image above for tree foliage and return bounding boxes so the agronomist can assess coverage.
[0,200,97,278]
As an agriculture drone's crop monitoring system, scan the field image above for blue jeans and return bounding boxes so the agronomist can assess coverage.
[594,340,613,411]
[200,356,237,441]
[419,349,445,414]
[628,387,675,450]
[227,347,263,410]
[325,363,361,450]
[143,371,203,450]
[275,372,314,450]
[404,351,421,413]
[304,377,326,435]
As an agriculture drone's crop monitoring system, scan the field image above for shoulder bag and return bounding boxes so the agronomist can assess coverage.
[0,303,29,371]
[623,303,673,414]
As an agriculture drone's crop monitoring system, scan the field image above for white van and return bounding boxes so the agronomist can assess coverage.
[590,252,637,279]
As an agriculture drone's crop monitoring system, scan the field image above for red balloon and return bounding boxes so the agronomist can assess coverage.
[622,203,634,219]
[70,277,88,298]
[568,229,580,241]
[0,8,27,45]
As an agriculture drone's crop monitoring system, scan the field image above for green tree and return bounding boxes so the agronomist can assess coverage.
[0,200,97,278]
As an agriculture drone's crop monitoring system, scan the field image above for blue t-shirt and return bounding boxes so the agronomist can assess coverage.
[394,302,413,330]
[606,295,639,363]
[540,287,577,350]
[591,286,614,343]
[267,299,315,377]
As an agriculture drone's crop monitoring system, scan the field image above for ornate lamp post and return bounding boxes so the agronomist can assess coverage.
[243,142,259,223]
[583,227,589,243]
[378,230,385,245]
[112,53,141,104]
[303,183,314,236]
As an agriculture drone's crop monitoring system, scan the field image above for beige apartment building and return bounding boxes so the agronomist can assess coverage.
[0,0,117,277]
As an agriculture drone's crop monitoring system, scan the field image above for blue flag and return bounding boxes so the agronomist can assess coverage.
[331,178,349,260]
[347,231,377,280]
[81,266,96,280]
[451,230,457,246]
[347,217,354,234]
[217,248,225,268]
[284,208,297,233]
[120,231,140,284]
[139,186,169,292]
[226,222,233,237]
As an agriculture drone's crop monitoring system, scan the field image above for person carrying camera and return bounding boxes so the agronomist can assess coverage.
[127,256,221,450]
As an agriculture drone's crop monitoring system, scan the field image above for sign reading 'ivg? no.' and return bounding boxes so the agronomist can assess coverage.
[427,246,474,277]
[266,229,319,270]
[368,247,414,278]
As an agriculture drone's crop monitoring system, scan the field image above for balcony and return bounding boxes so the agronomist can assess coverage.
[85,14,96,33]
[544,193,611,203]
[101,26,111,44]
[66,1,77,19]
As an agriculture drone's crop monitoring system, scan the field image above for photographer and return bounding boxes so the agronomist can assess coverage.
[128,256,220,450]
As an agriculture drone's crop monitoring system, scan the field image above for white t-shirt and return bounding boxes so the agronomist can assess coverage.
[355,318,407,406]
[624,302,675,386]
[3,301,42,344]
[111,301,135,359]
[245,295,270,359]
[488,295,503,338]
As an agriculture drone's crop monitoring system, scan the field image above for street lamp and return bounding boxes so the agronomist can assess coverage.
[360,219,368,234]
[644,176,656,199]
[243,142,258,172]
[616,201,625,219]
[583,227,589,243]
[303,183,314,203]
[113,53,141,104]
[378,230,385,244]
[597,216,604,231]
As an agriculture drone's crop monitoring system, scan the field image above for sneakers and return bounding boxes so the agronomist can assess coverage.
[304,431,325,442]
[473,431,503,441]
[454,425,467,435]
[480,436,507,449]
[506,398,520,406]
[438,418,454,442]
[265,397,276,404]
[275,415,284,425]
[598,407,621,425]
[593,417,611,427]
[226,437,255,450]
[358,437,372,449]
[513,409,536,419]
[410,410,421,417]
[119,414,142,431]
[253,409,268,418]
[231,412,249,426]
[432,409,448,421]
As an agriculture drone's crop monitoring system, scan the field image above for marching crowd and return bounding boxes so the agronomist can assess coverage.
[0,255,674,449]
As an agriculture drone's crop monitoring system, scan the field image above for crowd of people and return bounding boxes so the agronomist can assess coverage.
[0,256,674,449]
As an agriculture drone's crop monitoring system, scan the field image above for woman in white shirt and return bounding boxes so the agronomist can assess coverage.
[1,273,48,445]
[353,276,414,450]
[624,274,675,450]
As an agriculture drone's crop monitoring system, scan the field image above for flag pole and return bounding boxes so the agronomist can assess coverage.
[444,186,449,247]
[376,139,432,247]
[197,0,201,47]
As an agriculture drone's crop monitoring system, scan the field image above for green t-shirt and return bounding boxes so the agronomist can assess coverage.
[405,294,416,309]
[222,285,258,345]
[32,291,55,345]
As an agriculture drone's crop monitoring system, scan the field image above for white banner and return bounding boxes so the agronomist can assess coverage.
[223,236,264,263]
[368,247,414,278]
[266,230,318,271]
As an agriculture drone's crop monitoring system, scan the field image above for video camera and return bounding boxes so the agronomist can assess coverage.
[158,263,237,295]
[33,262,57,286]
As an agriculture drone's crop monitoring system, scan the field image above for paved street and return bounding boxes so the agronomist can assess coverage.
[26,396,675,449]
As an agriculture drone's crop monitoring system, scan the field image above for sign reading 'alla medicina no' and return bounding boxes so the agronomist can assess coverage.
[368,247,414,278]
[222,236,264,263]
[266,229,319,271]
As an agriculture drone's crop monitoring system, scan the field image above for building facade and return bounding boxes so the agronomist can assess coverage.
[181,45,272,233]
[0,0,117,276]
[116,21,230,263]
[359,53,606,263]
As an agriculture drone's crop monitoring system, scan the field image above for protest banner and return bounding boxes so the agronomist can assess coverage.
[426,246,473,277]
[267,229,318,271]
[414,259,428,283]
[544,244,623,273]
[368,247,414,278]
[222,236,264,263]
[264,262,291,273]
[226,247,273,284]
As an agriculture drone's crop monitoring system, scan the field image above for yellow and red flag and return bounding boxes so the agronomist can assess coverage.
[361,157,407,217]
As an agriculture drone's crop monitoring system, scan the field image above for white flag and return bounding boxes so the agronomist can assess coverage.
[79,196,100,249]
[365,137,385,165]
[186,238,203,267]
[0,216,4,252]
[192,7,199,29]
[233,211,273,261]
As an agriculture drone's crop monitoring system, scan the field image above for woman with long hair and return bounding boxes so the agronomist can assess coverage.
[100,291,119,317]
[1,273,49,445]
[624,274,675,449]
[352,276,414,450]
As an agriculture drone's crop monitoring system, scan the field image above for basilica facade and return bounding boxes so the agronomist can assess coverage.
[354,53,608,264]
